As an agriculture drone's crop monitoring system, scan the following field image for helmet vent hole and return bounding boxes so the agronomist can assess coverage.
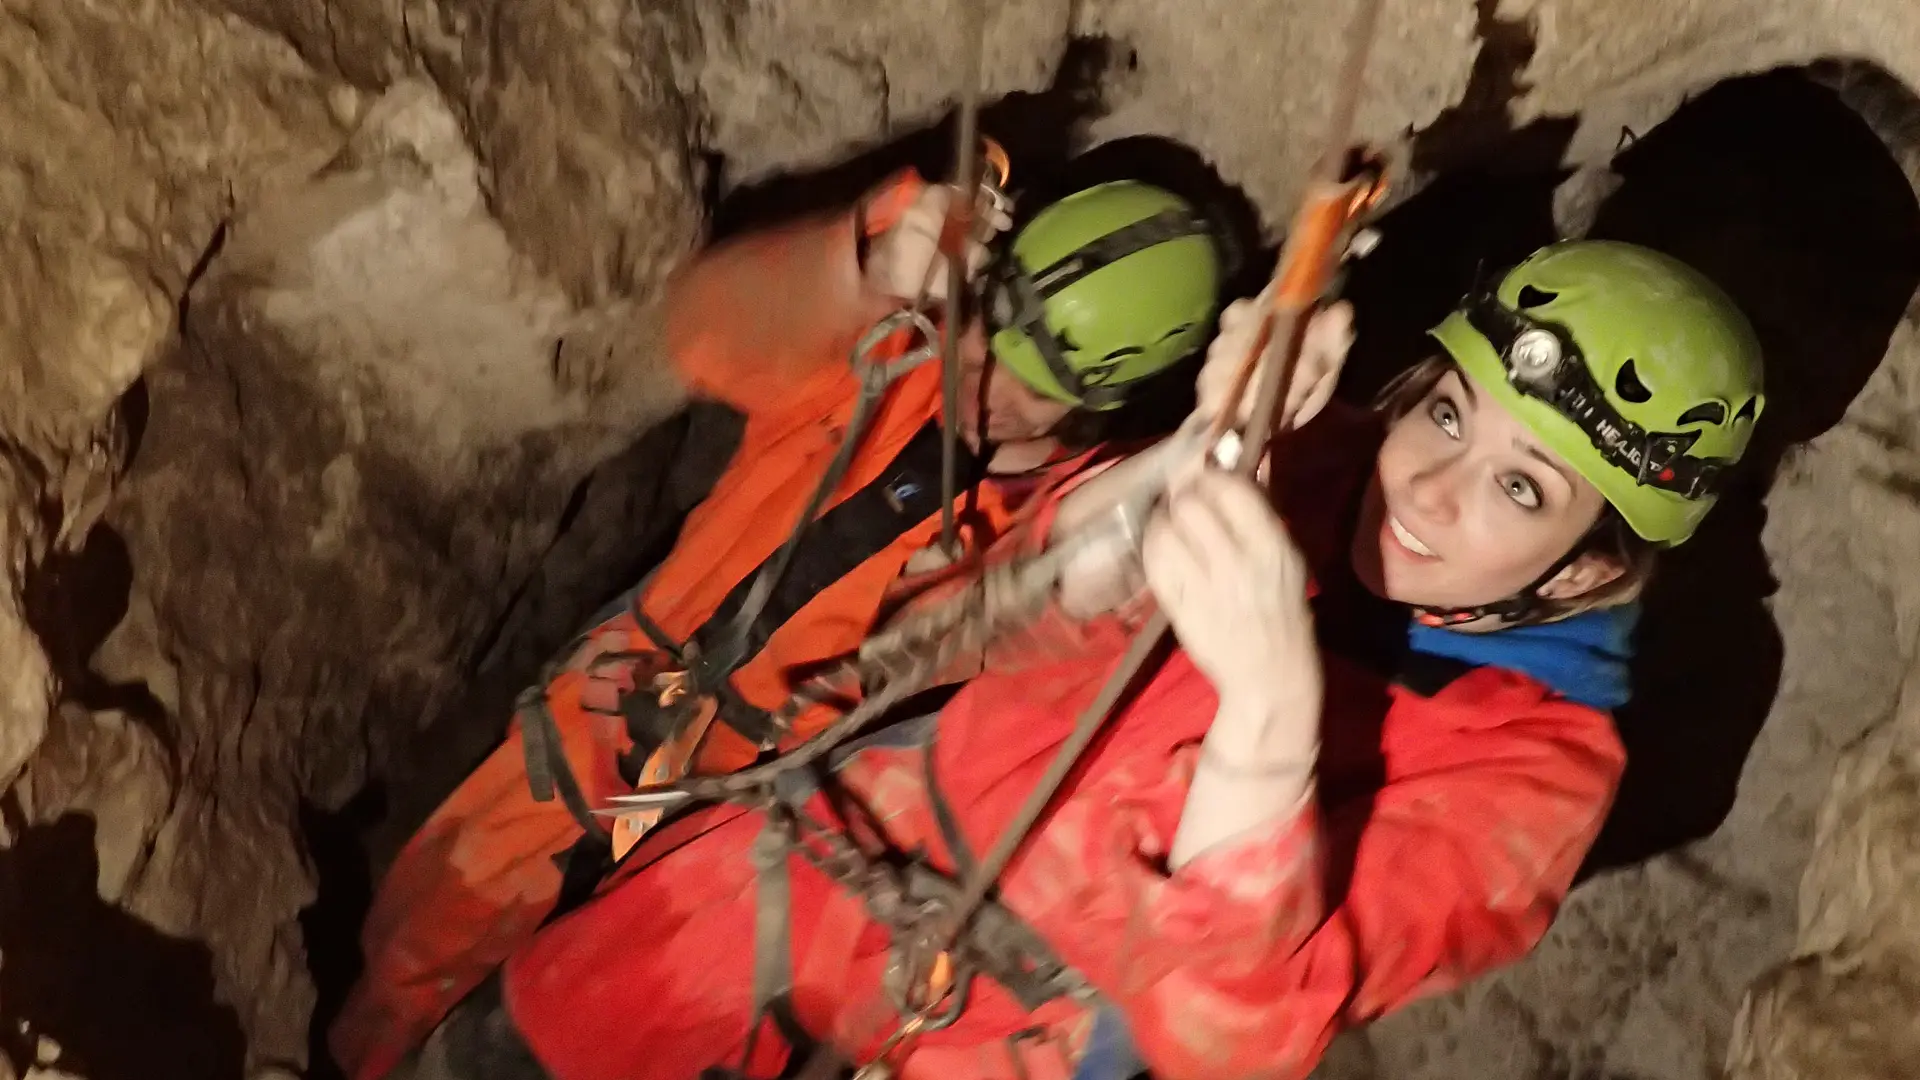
[1516,285,1558,309]
[1677,401,1728,427]
[1156,323,1195,343]
[1734,396,1759,423]
[1615,359,1653,403]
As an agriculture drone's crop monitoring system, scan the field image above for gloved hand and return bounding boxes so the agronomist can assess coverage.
[864,183,1014,305]
[1142,470,1322,746]
[1054,420,1215,619]
[1196,291,1355,433]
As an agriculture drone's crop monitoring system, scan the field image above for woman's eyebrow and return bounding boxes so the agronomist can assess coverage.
[1517,440,1576,487]
[1449,372,1478,409]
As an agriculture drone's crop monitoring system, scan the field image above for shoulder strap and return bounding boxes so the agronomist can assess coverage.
[696,420,971,673]
[517,684,612,845]
[669,419,976,746]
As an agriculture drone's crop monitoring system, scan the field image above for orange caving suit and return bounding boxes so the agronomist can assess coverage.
[329,169,1052,1080]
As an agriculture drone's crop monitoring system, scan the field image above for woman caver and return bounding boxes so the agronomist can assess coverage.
[418,240,1764,1080]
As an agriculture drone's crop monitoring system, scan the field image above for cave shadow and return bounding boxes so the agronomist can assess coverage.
[1332,154,1570,405]
[19,519,171,747]
[119,375,151,473]
[0,808,247,1080]
[20,372,169,745]
[1575,65,1920,877]
[299,782,389,1080]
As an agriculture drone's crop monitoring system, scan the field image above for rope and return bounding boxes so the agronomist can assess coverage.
[940,0,990,557]
[597,520,1110,816]
[925,0,1392,977]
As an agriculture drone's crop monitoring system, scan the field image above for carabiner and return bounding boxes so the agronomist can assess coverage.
[853,308,943,390]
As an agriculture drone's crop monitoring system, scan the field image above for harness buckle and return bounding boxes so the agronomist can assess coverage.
[853,309,942,389]
[893,944,965,1032]
[653,668,691,708]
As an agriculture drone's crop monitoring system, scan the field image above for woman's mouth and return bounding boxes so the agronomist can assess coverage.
[1386,514,1438,560]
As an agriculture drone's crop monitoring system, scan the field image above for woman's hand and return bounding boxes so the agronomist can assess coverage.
[1142,470,1322,761]
[1196,293,1355,432]
[1146,470,1325,866]
[863,184,1013,304]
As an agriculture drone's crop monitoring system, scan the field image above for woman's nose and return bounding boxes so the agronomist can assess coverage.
[1403,455,1463,526]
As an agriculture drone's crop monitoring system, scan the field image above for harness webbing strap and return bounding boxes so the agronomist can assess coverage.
[525,350,964,833]
[517,571,655,826]
[517,686,611,844]
[703,809,833,1080]
[922,732,978,880]
[686,420,973,709]
[745,811,798,1060]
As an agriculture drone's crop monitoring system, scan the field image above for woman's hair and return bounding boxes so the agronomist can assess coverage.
[1373,357,1660,623]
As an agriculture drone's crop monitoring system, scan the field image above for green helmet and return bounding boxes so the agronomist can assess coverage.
[981,181,1224,411]
[1429,240,1765,547]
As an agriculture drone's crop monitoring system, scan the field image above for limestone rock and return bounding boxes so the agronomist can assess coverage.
[686,0,1072,186]
[0,0,342,795]
[1076,0,1475,231]
[1721,313,1920,1080]
[34,78,689,1068]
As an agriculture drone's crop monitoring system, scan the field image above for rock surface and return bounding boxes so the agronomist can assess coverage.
[2,1,1920,1079]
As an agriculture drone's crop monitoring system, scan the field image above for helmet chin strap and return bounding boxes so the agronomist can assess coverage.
[1411,530,1592,629]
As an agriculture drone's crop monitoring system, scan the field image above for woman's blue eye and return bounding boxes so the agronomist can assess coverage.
[1428,397,1460,437]
[1502,473,1544,510]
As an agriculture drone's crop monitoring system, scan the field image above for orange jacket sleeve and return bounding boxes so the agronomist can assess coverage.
[1022,669,1625,1080]
[664,169,930,417]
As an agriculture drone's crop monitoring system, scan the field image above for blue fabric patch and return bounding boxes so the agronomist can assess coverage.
[1405,604,1639,710]
[1072,1005,1146,1080]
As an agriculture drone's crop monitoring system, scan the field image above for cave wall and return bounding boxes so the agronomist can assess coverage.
[1723,318,1920,1079]
[3,1,1920,1079]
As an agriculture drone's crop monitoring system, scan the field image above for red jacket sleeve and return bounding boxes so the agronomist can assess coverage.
[1022,669,1625,1080]
[663,169,929,417]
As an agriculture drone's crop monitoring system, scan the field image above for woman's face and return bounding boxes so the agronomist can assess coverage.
[1352,366,1610,610]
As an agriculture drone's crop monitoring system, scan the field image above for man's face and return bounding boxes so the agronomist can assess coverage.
[957,320,1075,447]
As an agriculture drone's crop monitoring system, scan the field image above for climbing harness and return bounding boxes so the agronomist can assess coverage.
[724,718,1093,1080]
[513,33,1017,849]
[522,141,1014,858]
